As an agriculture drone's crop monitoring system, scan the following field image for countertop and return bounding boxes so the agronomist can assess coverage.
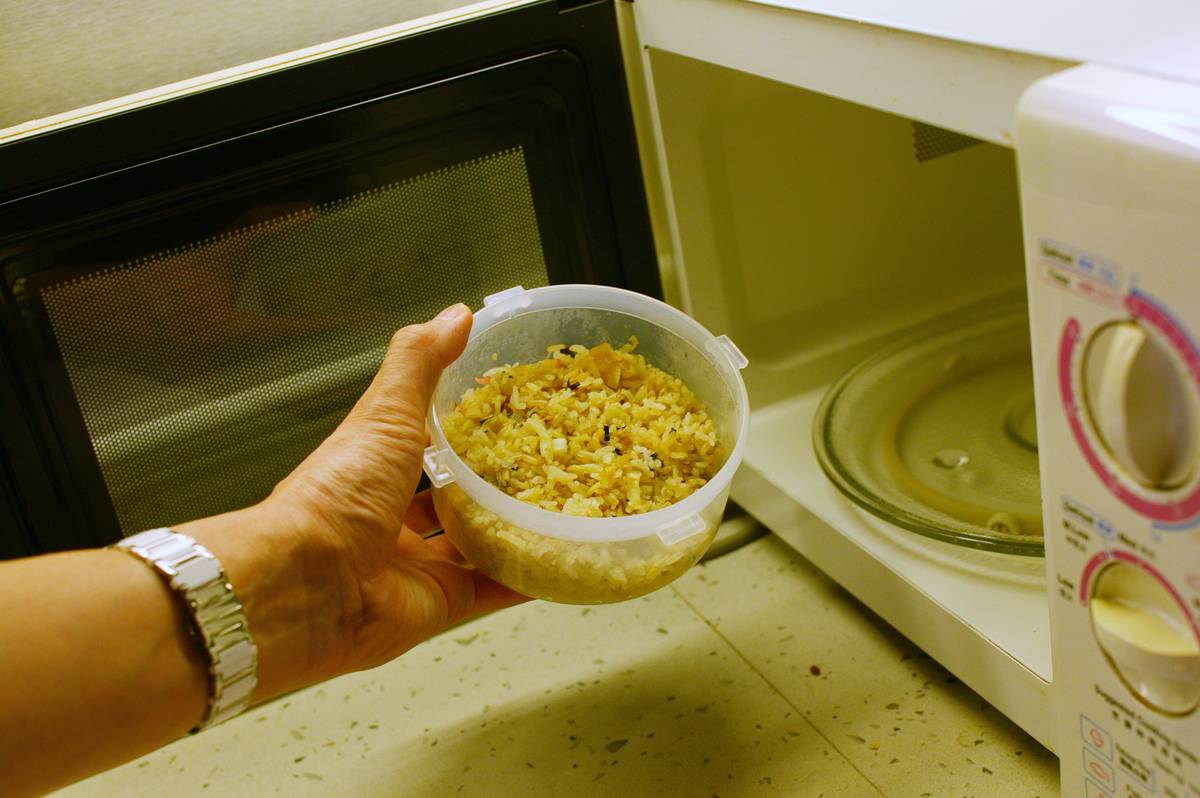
[55,535,1059,797]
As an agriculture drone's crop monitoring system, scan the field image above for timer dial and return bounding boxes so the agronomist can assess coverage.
[1083,320,1200,490]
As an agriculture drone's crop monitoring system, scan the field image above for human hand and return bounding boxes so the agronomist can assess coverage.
[0,303,529,798]
[180,303,528,702]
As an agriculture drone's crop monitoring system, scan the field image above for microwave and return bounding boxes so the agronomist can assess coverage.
[4,2,1200,794]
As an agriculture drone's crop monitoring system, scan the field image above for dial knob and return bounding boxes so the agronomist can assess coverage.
[1089,561,1200,715]
[1083,321,1199,489]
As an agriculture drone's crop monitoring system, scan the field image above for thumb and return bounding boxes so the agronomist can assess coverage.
[286,303,472,538]
[270,304,472,544]
[354,303,473,425]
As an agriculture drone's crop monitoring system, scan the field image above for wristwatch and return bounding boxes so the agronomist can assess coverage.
[113,528,258,732]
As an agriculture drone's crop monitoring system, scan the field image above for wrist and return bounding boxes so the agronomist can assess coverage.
[178,499,350,702]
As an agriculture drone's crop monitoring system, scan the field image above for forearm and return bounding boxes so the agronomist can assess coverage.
[0,546,207,797]
[0,503,342,797]
[0,308,523,795]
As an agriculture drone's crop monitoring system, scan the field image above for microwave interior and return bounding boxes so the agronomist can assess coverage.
[638,49,1052,702]
[644,49,1027,404]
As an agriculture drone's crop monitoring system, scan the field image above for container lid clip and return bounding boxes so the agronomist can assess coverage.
[423,446,457,489]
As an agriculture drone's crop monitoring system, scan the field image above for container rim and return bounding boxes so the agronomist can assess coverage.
[425,284,750,543]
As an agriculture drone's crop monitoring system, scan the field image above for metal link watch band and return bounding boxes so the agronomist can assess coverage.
[113,528,257,733]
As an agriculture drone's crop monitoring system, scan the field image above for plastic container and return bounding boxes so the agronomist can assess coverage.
[422,284,749,604]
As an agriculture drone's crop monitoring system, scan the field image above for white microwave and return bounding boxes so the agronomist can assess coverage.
[4,2,1199,794]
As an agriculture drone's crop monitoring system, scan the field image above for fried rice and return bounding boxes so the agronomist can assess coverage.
[442,337,723,516]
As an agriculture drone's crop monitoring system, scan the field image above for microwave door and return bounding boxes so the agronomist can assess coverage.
[0,0,655,556]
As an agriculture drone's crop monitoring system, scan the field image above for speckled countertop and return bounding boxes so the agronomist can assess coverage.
[55,536,1060,797]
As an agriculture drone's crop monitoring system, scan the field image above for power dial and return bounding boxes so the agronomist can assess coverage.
[1083,320,1200,490]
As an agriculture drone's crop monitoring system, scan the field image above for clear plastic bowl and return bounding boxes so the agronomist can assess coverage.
[422,284,749,604]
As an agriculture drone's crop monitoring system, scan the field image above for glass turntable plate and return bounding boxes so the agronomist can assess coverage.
[813,303,1043,556]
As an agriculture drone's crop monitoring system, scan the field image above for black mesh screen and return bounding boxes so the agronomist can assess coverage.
[40,146,549,532]
[912,121,981,163]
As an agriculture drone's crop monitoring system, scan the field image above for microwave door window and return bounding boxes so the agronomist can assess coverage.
[32,144,552,536]
[0,3,656,551]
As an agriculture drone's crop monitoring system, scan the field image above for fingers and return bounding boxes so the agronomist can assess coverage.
[394,522,464,565]
[466,572,532,616]
[417,534,467,566]
[404,490,441,536]
[409,554,531,622]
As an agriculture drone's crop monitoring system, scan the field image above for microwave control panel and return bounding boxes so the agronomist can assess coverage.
[1019,65,1200,798]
